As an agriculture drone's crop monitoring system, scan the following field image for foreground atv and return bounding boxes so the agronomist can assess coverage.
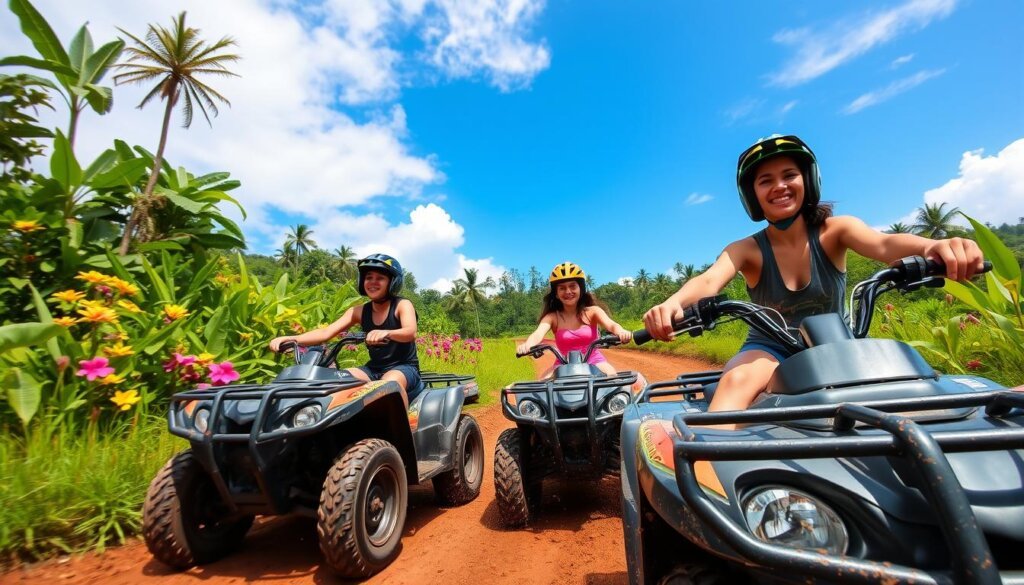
[621,257,1024,585]
[495,335,645,527]
[142,334,484,578]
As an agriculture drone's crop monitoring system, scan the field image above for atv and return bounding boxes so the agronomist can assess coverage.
[495,334,646,527]
[620,256,1024,585]
[142,333,484,578]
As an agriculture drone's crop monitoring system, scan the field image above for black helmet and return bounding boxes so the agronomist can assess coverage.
[357,253,404,297]
[736,134,821,222]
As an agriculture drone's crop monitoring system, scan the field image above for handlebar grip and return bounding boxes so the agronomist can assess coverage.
[278,340,298,353]
[632,328,653,346]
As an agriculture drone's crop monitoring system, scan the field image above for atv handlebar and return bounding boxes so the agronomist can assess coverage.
[276,333,369,367]
[633,256,992,350]
[517,334,623,365]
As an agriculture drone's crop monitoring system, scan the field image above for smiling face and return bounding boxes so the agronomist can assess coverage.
[555,280,581,308]
[362,269,391,301]
[753,155,805,222]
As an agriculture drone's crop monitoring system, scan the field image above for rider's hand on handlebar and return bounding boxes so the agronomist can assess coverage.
[615,330,633,344]
[924,237,985,282]
[515,342,532,356]
[365,330,391,346]
[269,336,297,352]
[642,301,685,341]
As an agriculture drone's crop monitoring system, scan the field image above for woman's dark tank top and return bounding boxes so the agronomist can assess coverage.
[744,224,847,348]
[361,297,419,370]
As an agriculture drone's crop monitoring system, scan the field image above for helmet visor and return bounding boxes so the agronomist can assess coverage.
[738,136,814,177]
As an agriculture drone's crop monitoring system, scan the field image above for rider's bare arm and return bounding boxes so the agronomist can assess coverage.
[517,314,555,354]
[269,306,358,351]
[831,216,985,281]
[588,306,632,342]
[643,244,746,340]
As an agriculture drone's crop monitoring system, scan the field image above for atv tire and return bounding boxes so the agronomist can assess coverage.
[142,450,253,569]
[494,427,541,528]
[318,438,408,578]
[433,414,484,505]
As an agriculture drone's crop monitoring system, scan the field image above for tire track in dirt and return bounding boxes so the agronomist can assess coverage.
[1,348,717,585]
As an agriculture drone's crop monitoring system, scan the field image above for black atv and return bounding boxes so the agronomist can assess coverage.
[494,334,645,527]
[142,333,484,578]
[621,257,1024,585]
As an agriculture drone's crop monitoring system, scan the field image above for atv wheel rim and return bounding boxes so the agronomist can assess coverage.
[463,429,483,485]
[365,465,399,547]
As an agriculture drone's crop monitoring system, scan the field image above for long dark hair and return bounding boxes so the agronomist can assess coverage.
[802,201,834,227]
[539,279,608,324]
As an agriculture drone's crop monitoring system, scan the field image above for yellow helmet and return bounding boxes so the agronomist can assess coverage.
[549,262,586,284]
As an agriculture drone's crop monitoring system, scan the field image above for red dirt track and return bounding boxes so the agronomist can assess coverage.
[2,348,716,585]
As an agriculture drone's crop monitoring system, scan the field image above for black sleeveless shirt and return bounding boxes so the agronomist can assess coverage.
[361,297,419,370]
[745,224,847,347]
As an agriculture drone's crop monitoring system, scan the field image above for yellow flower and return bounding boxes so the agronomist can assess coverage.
[98,373,126,385]
[103,330,129,342]
[117,299,142,313]
[110,389,141,411]
[197,352,215,364]
[163,304,190,321]
[75,270,109,285]
[12,220,43,233]
[79,299,105,310]
[214,274,231,285]
[106,277,140,297]
[53,316,79,327]
[77,305,119,324]
[102,343,135,357]
[52,289,86,303]
[238,332,254,341]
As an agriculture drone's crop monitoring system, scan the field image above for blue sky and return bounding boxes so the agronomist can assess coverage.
[2,0,1022,290]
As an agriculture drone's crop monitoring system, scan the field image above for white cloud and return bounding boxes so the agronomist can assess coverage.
[779,100,799,115]
[842,68,945,114]
[891,53,915,68]
[423,0,551,91]
[922,139,1024,226]
[685,193,713,206]
[724,98,763,124]
[768,0,955,87]
[305,203,505,292]
[617,277,633,287]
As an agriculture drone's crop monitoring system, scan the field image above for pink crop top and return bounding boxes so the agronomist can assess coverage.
[554,322,606,365]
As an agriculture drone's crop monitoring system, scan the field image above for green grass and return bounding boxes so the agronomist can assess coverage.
[0,416,185,566]
[420,337,536,407]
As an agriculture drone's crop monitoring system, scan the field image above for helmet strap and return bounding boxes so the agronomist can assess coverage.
[767,209,802,231]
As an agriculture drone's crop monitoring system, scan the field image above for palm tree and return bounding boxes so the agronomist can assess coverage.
[673,262,697,284]
[446,268,494,338]
[274,241,297,270]
[285,224,317,256]
[334,245,357,280]
[113,12,239,254]
[887,222,912,234]
[912,202,961,239]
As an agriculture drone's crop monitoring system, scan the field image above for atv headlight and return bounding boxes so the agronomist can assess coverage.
[194,408,211,433]
[743,487,848,555]
[292,404,322,428]
[518,399,543,419]
[605,392,630,414]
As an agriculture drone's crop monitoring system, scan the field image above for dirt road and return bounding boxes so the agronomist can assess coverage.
[2,348,716,585]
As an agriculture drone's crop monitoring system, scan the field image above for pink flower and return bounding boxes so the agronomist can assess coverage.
[208,361,240,386]
[196,383,212,390]
[452,334,460,341]
[966,359,983,371]
[884,304,895,312]
[966,314,981,325]
[76,357,114,381]
[163,352,196,372]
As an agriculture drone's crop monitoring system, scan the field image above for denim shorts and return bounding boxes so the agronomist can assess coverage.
[737,341,792,363]
[355,363,423,401]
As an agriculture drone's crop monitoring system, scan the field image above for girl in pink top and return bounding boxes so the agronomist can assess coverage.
[517,262,633,378]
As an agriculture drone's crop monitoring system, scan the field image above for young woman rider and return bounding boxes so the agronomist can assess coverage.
[643,135,985,420]
[517,262,633,378]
